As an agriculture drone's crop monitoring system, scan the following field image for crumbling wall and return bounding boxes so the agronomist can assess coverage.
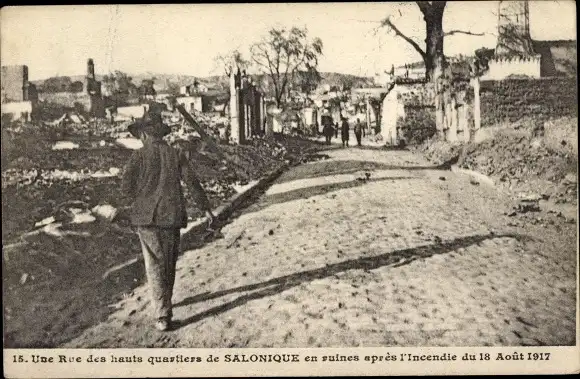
[395,83,436,145]
[37,92,105,117]
[482,56,541,80]
[230,70,265,143]
[480,77,578,126]
[1,101,33,121]
[1,65,28,103]
[392,80,474,145]
[38,92,92,110]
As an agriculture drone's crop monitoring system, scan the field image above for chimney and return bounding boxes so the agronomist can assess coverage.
[87,59,95,79]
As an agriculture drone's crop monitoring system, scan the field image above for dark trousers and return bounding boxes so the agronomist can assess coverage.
[137,226,180,321]
[325,135,332,145]
[355,132,362,146]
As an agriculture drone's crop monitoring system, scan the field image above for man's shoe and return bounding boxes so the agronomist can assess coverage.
[155,319,170,331]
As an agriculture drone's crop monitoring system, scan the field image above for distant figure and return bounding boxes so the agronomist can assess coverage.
[322,123,334,145]
[334,122,339,138]
[341,118,350,148]
[354,118,364,146]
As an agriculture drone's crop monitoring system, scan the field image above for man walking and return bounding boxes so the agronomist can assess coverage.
[354,118,364,146]
[121,110,214,331]
[322,114,334,145]
[340,117,350,148]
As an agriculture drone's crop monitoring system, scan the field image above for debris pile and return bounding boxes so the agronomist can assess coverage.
[457,129,577,205]
[2,113,326,348]
[1,167,121,187]
[505,194,543,216]
[415,117,578,207]
[414,139,463,165]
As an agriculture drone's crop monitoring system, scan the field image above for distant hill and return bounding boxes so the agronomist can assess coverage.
[32,71,373,93]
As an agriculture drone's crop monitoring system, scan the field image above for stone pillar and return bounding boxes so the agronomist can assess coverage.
[435,78,446,140]
[265,111,274,137]
[259,95,266,135]
[229,70,241,144]
[381,87,399,145]
[238,88,246,143]
[472,77,481,130]
[448,96,458,142]
[365,97,371,134]
[458,102,469,142]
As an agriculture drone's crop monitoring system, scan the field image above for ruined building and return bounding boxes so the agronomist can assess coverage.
[1,65,37,103]
[1,65,38,121]
[37,58,105,117]
[84,59,101,97]
[484,0,576,80]
[495,1,535,57]
[84,59,105,116]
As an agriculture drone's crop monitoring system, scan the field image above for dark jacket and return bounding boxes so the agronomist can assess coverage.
[341,120,350,140]
[323,124,334,137]
[354,121,364,135]
[121,139,211,228]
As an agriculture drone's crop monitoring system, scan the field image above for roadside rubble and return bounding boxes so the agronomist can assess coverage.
[413,118,577,229]
[52,141,80,150]
[416,119,577,207]
[2,115,325,348]
[505,194,542,217]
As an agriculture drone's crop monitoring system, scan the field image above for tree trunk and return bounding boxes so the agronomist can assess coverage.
[275,82,285,108]
[424,5,445,83]
[422,4,448,138]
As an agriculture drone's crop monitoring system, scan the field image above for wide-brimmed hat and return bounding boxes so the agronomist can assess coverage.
[127,110,170,138]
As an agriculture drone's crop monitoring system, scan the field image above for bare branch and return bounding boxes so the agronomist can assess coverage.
[380,17,426,58]
[444,30,486,37]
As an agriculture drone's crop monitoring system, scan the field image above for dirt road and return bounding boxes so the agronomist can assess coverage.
[65,146,577,348]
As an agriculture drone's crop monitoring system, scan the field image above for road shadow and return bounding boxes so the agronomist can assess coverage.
[276,159,446,186]
[334,144,408,152]
[179,176,417,250]
[173,232,529,329]
[242,175,418,216]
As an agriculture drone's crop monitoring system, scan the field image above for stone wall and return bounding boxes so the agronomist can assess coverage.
[37,92,105,117]
[1,65,28,103]
[480,77,578,126]
[229,70,265,143]
[394,83,436,145]
[385,80,474,145]
[482,56,541,80]
[38,92,92,110]
[1,101,33,121]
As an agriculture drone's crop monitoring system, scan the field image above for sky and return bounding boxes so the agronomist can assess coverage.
[1,1,576,81]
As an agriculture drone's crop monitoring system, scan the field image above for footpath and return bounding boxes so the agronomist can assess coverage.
[65,146,577,348]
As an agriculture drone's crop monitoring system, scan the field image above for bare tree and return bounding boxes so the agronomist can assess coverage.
[139,78,157,100]
[296,65,322,96]
[250,27,323,108]
[380,1,485,82]
[214,49,251,77]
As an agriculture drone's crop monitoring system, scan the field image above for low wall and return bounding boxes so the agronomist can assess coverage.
[1,101,33,121]
[480,77,578,127]
[38,91,105,117]
[388,81,473,145]
[38,92,92,110]
[482,56,541,80]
